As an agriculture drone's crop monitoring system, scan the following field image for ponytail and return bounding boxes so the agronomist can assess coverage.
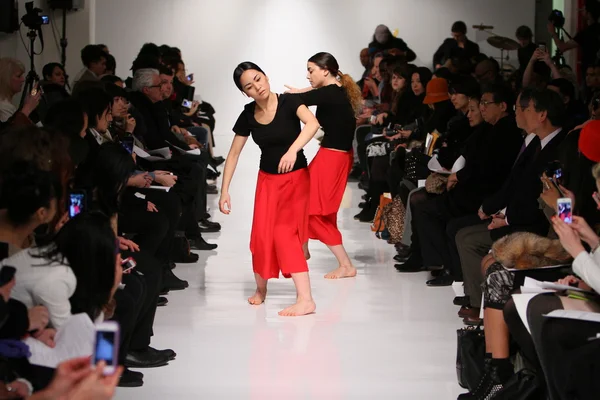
[338,71,362,116]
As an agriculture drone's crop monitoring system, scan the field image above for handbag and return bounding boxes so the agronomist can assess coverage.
[404,149,431,184]
[381,195,406,244]
[493,369,541,400]
[425,173,448,195]
[371,195,393,233]
[366,141,390,158]
[456,324,486,391]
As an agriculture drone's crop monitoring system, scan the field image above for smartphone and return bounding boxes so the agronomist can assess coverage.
[121,257,137,273]
[68,191,86,218]
[557,197,573,224]
[41,16,50,25]
[538,42,547,52]
[0,266,16,286]
[186,74,193,82]
[182,99,193,109]
[92,321,120,375]
[120,137,134,155]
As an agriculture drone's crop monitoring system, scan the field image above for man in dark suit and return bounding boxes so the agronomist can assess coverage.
[456,88,567,318]
[397,84,523,279]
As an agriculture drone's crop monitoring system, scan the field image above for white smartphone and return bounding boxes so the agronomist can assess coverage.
[182,99,193,109]
[93,321,120,375]
[557,197,573,224]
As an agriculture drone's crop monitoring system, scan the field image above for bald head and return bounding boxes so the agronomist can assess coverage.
[474,59,498,84]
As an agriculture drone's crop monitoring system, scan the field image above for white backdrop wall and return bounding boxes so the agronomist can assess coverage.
[95,0,535,140]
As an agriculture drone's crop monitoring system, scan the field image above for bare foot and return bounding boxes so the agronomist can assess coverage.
[278,299,316,317]
[324,265,357,279]
[248,289,266,305]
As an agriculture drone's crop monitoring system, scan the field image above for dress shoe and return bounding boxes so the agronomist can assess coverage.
[426,273,454,287]
[353,207,376,223]
[358,202,368,209]
[463,315,483,326]
[207,185,218,195]
[178,252,199,263]
[458,306,480,319]
[157,297,168,307]
[159,289,169,296]
[361,194,368,200]
[395,263,426,272]
[168,261,176,270]
[118,368,143,387]
[148,346,176,361]
[393,254,409,263]
[162,269,189,291]
[213,156,225,166]
[199,220,221,233]
[206,169,219,180]
[189,236,218,251]
[395,244,411,258]
[124,350,169,368]
[453,296,470,306]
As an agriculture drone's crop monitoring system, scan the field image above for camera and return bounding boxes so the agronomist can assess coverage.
[22,1,49,30]
[548,9,565,29]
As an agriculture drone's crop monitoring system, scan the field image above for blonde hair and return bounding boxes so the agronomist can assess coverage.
[0,58,25,101]
[337,71,362,116]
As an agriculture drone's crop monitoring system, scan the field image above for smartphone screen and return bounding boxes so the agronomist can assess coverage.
[0,266,16,286]
[69,192,85,218]
[186,74,193,82]
[182,99,192,109]
[557,198,573,224]
[121,137,134,155]
[93,328,118,374]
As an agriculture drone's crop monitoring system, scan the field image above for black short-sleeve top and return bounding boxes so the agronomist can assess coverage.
[233,94,307,174]
[297,84,355,151]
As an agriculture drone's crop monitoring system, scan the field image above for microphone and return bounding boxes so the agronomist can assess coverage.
[472,24,494,31]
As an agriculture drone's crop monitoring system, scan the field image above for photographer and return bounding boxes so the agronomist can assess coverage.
[548,2,600,75]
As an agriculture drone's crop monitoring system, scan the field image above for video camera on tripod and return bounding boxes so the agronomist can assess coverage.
[22,2,49,30]
[547,9,571,66]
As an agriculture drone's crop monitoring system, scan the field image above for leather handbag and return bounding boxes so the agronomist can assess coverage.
[493,369,541,400]
[371,195,393,233]
[456,324,486,391]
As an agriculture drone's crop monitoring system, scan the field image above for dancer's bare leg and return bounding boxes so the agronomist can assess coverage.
[302,241,311,260]
[324,244,357,279]
[279,272,316,316]
[248,273,268,305]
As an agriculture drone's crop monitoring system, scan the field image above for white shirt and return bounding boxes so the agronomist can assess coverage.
[0,99,17,123]
[89,128,113,145]
[4,248,77,330]
[540,128,562,149]
[573,248,600,294]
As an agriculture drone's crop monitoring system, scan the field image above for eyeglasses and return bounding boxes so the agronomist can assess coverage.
[480,100,499,107]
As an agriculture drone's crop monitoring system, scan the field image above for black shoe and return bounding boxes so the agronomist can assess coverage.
[358,202,368,209]
[199,219,221,233]
[169,261,176,270]
[148,346,176,361]
[157,296,168,307]
[206,169,219,180]
[393,254,409,263]
[453,295,470,306]
[118,368,144,387]
[394,254,425,272]
[426,272,454,287]
[162,269,189,291]
[354,207,376,223]
[213,156,225,166]
[189,236,218,251]
[207,186,218,195]
[178,252,199,264]
[395,243,411,258]
[361,194,368,200]
[124,350,169,369]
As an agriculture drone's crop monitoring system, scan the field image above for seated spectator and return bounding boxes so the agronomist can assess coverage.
[0,58,41,124]
[101,74,125,88]
[104,53,117,76]
[73,45,107,93]
[38,63,71,122]
[433,21,480,70]
[368,24,416,61]
[473,58,502,85]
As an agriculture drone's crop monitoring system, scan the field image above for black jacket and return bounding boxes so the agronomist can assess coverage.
[433,38,480,67]
[483,129,567,240]
[129,91,189,151]
[447,116,523,214]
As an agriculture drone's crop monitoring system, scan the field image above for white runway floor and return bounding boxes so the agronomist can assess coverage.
[115,140,464,400]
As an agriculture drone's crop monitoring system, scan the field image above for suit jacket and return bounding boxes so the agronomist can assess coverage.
[484,129,567,241]
[446,116,523,214]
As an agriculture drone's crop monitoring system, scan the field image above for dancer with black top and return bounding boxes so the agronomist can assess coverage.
[219,62,320,317]
[285,52,363,279]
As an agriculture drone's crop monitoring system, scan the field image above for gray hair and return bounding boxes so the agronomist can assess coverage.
[132,68,159,92]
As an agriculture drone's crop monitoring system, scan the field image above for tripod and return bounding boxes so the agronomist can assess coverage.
[18,29,41,110]
[552,27,572,67]
[59,8,70,90]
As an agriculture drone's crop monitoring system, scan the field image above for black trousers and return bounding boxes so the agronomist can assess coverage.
[414,195,454,267]
[355,125,372,174]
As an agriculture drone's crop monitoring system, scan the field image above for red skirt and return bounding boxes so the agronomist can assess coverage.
[307,148,353,245]
[250,168,310,280]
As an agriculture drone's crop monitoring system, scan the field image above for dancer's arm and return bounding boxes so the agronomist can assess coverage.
[284,85,313,94]
[279,105,320,173]
[219,135,249,214]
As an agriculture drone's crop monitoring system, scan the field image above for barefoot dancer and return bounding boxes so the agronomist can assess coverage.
[285,52,362,279]
[219,62,320,317]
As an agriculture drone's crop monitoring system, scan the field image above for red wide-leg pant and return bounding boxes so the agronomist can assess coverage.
[250,168,310,280]
[307,148,353,246]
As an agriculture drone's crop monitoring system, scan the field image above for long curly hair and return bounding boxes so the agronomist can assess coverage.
[308,52,362,116]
